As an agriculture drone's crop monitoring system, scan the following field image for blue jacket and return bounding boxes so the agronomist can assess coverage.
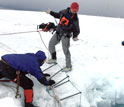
[2,51,47,81]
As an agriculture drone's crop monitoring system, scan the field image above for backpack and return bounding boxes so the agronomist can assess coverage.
[37,22,56,32]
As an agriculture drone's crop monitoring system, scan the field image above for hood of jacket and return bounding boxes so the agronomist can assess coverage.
[35,50,46,66]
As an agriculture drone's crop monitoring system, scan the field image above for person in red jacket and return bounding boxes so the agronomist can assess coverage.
[46,2,80,72]
[0,50,55,107]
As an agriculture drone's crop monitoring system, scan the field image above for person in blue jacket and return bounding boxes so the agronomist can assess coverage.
[122,41,124,46]
[0,50,55,107]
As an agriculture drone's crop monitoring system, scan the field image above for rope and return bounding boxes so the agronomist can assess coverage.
[37,31,49,51]
[0,29,82,107]
[37,30,51,59]
[51,86,62,107]
[0,42,17,54]
[46,86,62,107]
[0,82,16,91]
[65,79,82,107]
[0,80,11,82]
[0,30,37,36]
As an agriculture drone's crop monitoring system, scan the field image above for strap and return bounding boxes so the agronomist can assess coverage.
[15,70,21,98]
[1,59,8,65]
[43,24,49,31]
[60,13,75,26]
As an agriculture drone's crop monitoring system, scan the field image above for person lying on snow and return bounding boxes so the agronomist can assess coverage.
[0,50,55,107]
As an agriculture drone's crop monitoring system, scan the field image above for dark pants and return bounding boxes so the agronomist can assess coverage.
[0,61,34,89]
[0,61,34,106]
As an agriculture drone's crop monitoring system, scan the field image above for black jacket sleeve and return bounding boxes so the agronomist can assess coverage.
[72,19,80,38]
[38,68,50,86]
[50,11,60,18]
[50,9,66,19]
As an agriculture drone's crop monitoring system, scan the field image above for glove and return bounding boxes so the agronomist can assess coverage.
[44,73,50,77]
[46,9,51,14]
[39,77,48,85]
[44,73,50,80]
[73,37,79,41]
[49,80,55,86]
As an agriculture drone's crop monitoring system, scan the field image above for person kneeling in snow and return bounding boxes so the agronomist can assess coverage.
[0,50,55,107]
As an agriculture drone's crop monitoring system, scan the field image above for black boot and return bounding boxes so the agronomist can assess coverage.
[47,52,57,64]
[25,103,36,107]
[52,52,56,59]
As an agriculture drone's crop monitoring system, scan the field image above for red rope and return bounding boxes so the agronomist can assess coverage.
[0,80,11,82]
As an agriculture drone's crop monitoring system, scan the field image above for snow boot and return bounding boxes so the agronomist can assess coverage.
[25,103,36,107]
[62,67,72,72]
[47,52,57,64]
[47,59,57,64]
[24,89,34,107]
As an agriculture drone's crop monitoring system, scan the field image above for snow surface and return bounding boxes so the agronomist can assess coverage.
[0,9,124,107]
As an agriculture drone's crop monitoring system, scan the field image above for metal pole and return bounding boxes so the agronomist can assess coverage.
[60,92,82,101]
[43,63,57,72]
[50,69,63,79]
[53,76,69,87]
[54,80,69,88]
